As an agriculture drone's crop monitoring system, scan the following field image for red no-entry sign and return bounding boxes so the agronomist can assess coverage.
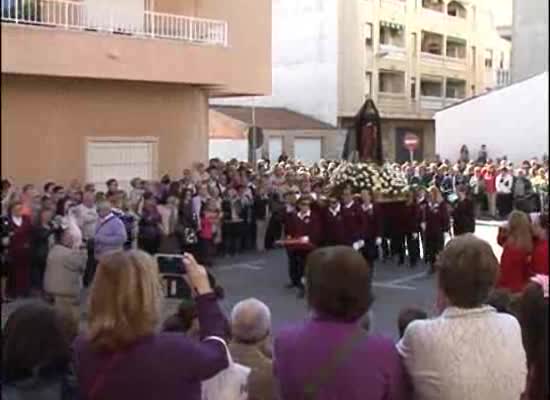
[403,133,419,151]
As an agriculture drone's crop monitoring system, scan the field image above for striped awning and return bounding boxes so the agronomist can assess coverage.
[380,21,404,30]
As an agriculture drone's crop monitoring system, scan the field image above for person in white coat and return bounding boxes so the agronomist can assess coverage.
[397,234,527,400]
[44,224,87,327]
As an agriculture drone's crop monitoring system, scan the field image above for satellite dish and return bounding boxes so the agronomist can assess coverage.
[247,127,264,149]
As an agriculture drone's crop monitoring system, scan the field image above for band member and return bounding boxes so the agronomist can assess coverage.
[421,186,450,274]
[322,195,346,246]
[403,190,421,268]
[287,195,321,298]
[340,186,363,247]
[452,185,476,236]
[282,190,299,290]
[358,190,382,271]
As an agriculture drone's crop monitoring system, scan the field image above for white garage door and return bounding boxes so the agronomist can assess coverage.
[269,137,283,163]
[87,140,156,191]
[209,139,249,161]
[294,138,322,166]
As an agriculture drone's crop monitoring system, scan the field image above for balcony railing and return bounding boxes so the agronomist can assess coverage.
[496,69,511,88]
[0,0,228,46]
[420,96,463,111]
[380,0,406,13]
[379,44,406,61]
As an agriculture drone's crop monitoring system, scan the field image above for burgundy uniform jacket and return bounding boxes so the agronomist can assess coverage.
[422,201,450,237]
[359,203,382,239]
[340,201,363,245]
[322,206,347,246]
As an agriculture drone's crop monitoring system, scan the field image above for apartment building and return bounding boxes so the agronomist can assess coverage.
[215,0,510,162]
[1,0,271,188]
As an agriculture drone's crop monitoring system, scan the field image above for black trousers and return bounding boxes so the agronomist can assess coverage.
[405,233,421,266]
[497,193,513,217]
[83,240,97,288]
[287,250,306,288]
[223,222,244,256]
[138,236,161,255]
[424,233,444,266]
[361,238,378,284]
[265,217,283,249]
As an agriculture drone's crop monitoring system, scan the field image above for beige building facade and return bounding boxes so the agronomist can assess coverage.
[1,0,271,188]
[215,0,510,163]
[338,0,511,162]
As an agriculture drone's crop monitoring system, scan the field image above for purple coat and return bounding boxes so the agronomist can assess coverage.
[274,318,408,400]
[94,214,128,258]
[73,294,228,400]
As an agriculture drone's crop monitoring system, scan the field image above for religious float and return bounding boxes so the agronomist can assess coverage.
[338,98,409,231]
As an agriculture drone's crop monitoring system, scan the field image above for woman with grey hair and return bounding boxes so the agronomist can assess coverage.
[229,298,277,400]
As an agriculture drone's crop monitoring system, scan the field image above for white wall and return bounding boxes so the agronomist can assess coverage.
[212,0,338,126]
[209,139,249,161]
[435,72,549,164]
[85,0,144,31]
[512,0,549,82]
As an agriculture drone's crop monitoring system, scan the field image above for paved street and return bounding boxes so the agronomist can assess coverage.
[2,222,502,340]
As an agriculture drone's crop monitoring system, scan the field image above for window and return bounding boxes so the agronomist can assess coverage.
[471,84,476,95]
[379,70,405,94]
[446,79,466,98]
[364,23,373,46]
[446,37,467,59]
[499,52,504,69]
[471,46,477,67]
[447,1,467,18]
[484,49,493,68]
[411,32,417,56]
[421,31,444,55]
[411,77,417,99]
[420,77,443,97]
[379,23,405,47]
[365,71,372,97]
[422,0,444,12]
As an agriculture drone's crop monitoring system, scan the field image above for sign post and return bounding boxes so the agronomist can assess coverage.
[403,133,419,162]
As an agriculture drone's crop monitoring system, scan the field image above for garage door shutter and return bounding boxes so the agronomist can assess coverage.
[294,138,322,166]
[87,140,156,191]
[209,139,249,161]
[269,137,283,163]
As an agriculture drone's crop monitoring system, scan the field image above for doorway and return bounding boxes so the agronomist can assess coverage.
[395,128,424,162]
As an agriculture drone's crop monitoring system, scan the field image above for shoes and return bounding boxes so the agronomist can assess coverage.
[285,283,296,289]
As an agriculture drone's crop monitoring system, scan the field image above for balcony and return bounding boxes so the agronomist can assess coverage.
[420,96,461,111]
[379,44,406,61]
[0,0,228,46]
[379,0,406,22]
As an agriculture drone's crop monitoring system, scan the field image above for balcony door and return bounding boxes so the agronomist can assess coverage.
[85,0,145,32]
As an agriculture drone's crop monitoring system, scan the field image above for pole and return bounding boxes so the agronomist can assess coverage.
[409,148,414,162]
[251,97,257,166]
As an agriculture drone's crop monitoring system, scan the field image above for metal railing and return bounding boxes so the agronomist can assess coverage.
[1,0,228,46]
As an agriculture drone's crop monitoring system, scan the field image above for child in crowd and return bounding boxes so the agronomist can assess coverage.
[397,307,428,338]
[198,199,220,267]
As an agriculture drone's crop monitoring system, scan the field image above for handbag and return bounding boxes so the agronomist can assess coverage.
[201,336,251,400]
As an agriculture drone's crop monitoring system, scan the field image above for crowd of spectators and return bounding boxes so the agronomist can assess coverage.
[0,150,548,400]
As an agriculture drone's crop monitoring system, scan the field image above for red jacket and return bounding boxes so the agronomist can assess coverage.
[322,207,347,246]
[402,203,422,234]
[359,203,382,239]
[288,211,322,248]
[482,172,496,193]
[498,243,532,293]
[422,201,450,238]
[531,238,549,276]
[340,201,363,244]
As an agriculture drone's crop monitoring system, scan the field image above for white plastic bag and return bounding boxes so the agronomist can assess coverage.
[201,336,251,400]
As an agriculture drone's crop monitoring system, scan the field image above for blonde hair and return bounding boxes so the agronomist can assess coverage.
[507,210,534,252]
[428,186,443,203]
[87,250,163,351]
